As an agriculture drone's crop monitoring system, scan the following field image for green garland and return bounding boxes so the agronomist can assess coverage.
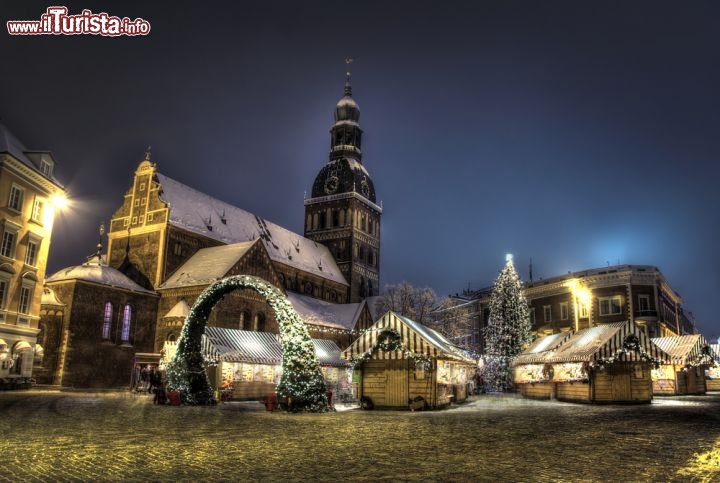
[349,328,432,370]
[593,334,664,369]
[166,275,329,411]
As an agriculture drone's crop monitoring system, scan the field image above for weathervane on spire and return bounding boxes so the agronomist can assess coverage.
[344,57,354,96]
[144,145,152,161]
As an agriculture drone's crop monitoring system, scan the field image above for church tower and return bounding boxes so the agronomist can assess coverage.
[304,70,381,303]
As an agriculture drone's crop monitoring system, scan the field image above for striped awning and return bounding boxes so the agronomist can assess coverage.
[513,331,574,366]
[651,334,715,366]
[546,320,670,364]
[341,311,476,363]
[163,327,349,367]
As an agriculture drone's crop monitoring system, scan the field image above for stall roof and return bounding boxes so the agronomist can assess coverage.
[543,321,669,364]
[162,327,349,367]
[651,334,715,366]
[341,311,476,364]
[513,331,574,366]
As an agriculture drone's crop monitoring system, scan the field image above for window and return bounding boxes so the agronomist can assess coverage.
[254,313,266,332]
[8,185,24,212]
[173,242,183,257]
[25,239,39,266]
[560,302,569,320]
[102,302,113,339]
[134,199,140,207]
[0,278,8,309]
[40,159,53,177]
[123,218,130,227]
[31,199,44,223]
[18,286,32,314]
[1,230,17,259]
[529,307,536,325]
[579,302,589,318]
[543,305,552,322]
[121,304,132,342]
[599,296,623,316]
[147,213,154,222]
[637,294,650,312]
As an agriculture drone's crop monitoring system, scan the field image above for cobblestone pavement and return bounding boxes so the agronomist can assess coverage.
[1,389,719,482]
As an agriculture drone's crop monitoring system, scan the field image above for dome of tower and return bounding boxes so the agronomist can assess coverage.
[310,157,376,203]
[335,95,360,123]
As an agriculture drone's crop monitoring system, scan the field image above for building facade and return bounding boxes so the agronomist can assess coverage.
[0,124,65,386]
[437,264,696,355]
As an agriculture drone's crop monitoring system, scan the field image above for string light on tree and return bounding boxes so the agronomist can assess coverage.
[481,253,531,392]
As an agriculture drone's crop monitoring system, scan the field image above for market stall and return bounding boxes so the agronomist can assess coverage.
[162,327,350,402]
[651,335,716,395]
[707,343,720,391]
[341,311,477,410]
[513,321,670,403]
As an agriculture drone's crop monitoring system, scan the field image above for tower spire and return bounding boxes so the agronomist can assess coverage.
[344,57,353,96]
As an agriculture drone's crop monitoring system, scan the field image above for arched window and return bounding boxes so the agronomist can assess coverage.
[239,310,251,330]
[102,302,113,339]
[121,304,132,342]
[254,313,266,332]
[167,333,176,342]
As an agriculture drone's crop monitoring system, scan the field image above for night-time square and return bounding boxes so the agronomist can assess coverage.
[1,1,719,481]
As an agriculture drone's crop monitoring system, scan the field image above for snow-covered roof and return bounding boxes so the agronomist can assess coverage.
[156,172,347,286]
[41,287,66,307]
[287,292,365,331]
[342,311,476,363]
[197,327,348,366]
[513,331,574,366]
[46,255,156,294]
[651,334,714,366]
[0,123,61,184]
[158,241,256,290]
[163,300,191,319]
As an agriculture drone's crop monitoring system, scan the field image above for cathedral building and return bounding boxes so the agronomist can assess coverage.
[39,75,379,389]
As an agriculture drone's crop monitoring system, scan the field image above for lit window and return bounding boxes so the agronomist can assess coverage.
[579,302,588,318]
[8,185,24,212]
[0,278,8,309]
[123,218,130,227]
[543,305,552,322]
[25,239,39,266]
[102,302,113,339]
[637,294,650,312]
[1,230,17,259]
[31,199,44,223]
[18,286,32,314]
[147,213,154,222]
[121,304,132,342]
[560,302,569,320]
[599,296,623,316]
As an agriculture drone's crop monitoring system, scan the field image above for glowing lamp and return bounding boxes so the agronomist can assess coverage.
[50,193,68,209]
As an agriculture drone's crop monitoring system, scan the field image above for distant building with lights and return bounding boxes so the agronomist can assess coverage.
[438,264,696,355]
[39,75,378,389]
[0,124,65,387]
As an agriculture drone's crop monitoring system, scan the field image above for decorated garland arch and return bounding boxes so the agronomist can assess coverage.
[165,275,328,411]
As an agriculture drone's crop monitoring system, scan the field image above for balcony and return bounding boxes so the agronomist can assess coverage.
[634,309,658,318]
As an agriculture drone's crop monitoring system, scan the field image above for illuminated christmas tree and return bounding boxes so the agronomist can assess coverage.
[482,254,531,392]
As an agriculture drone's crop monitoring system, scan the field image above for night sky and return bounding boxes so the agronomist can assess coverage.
[2,1,719,338]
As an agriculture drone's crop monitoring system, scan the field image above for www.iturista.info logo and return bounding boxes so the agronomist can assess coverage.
[7,7,151,36]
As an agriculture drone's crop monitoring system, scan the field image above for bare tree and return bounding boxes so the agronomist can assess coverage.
[375,282,438,325]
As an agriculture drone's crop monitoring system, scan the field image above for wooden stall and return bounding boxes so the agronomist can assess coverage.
[513,331,573,399]
[707,343,720,391]
[651,335,716,395]
[163,327,351,401]
[342,311,477,410]
[513,321,670,404]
